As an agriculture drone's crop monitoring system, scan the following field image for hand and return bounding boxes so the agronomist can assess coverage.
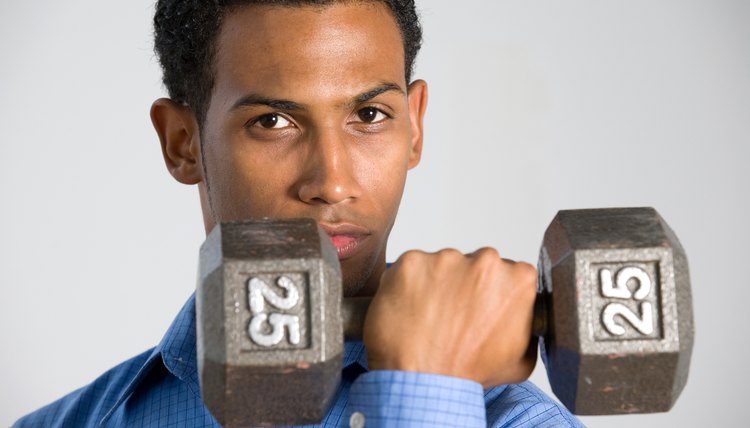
[363,248,538,388]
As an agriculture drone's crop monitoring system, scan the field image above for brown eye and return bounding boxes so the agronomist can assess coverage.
[357,107,387,123]
[255,113,291,129]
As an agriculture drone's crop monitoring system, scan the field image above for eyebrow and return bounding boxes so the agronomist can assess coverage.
[229,82,405,113]
[351,82,405,105]
[230,95,304,112]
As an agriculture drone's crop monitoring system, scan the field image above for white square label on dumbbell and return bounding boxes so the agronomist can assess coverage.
[591,262,662,341]
[240,271,311,350]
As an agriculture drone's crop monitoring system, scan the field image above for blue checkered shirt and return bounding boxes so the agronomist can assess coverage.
[14,294,582,427]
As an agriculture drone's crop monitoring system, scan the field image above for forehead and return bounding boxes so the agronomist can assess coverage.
[212,3,406,102]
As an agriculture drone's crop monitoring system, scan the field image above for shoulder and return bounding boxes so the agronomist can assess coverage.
[485,381,584,428]
[13,348,155,428]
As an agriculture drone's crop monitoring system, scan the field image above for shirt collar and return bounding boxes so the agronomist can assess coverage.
[157,293,201,388]
[99,293,198,425]
[343,339,369,370]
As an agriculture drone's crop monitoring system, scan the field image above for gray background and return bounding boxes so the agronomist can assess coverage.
[1,1,747,426]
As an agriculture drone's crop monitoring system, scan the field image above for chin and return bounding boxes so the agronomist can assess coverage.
[341,255,379,297]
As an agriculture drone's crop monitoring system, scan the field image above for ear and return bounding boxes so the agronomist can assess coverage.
[406,79,428,169]
[150,98,203,185]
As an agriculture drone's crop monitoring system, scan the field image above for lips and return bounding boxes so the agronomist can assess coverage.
[318,222,370,260]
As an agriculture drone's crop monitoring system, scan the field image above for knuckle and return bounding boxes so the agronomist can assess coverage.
[437,247,462,259]
[476,247,501,261]
[389,250,426,282]
[473,247,501,269]
[433,248,463,272]
[397,249,424,265]
[515,262,537,282]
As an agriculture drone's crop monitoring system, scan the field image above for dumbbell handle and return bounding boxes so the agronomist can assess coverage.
[340,293,548,340]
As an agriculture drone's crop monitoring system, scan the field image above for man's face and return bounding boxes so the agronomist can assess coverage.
[196,3,426,296]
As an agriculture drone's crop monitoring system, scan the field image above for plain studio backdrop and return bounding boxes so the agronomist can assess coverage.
[1,1,747,426]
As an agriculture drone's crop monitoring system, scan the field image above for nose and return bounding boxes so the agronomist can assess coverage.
[296,128,361,206]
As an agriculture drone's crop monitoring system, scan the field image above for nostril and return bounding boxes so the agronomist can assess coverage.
[310,197,328,205]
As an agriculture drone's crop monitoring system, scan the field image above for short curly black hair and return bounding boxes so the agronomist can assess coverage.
[153,0,422,128]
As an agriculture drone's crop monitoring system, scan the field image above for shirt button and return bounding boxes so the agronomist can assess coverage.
[349,411,366,428]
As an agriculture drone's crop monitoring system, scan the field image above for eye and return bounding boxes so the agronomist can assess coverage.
[253,113,292,129]
[356,107,388,124]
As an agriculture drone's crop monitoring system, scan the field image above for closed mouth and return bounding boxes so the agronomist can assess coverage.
[317,222,370,260]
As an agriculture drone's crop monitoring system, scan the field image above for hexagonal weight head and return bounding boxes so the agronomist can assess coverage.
[538,207,694,414]
[196,219,343,427]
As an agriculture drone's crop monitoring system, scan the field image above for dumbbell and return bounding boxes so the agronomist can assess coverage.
[196,207,694,427]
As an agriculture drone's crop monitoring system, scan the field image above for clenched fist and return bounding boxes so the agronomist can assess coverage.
[363,248,538,387]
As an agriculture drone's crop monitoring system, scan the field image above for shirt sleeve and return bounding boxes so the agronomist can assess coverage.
[485,381,585,428]
[344,371,584,428]
[344,370,486,427]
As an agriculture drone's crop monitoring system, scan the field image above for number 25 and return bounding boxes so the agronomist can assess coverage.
[247,276,301,347]
[599,267,654,336]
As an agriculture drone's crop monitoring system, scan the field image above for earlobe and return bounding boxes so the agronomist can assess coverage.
[150,98,203,185]
[406,79,428,169]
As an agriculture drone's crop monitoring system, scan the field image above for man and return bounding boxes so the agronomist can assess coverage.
[16,1,582,426]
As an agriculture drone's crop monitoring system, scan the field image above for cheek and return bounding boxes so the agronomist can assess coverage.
[204,133,295,219]
[354,136,410,211]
